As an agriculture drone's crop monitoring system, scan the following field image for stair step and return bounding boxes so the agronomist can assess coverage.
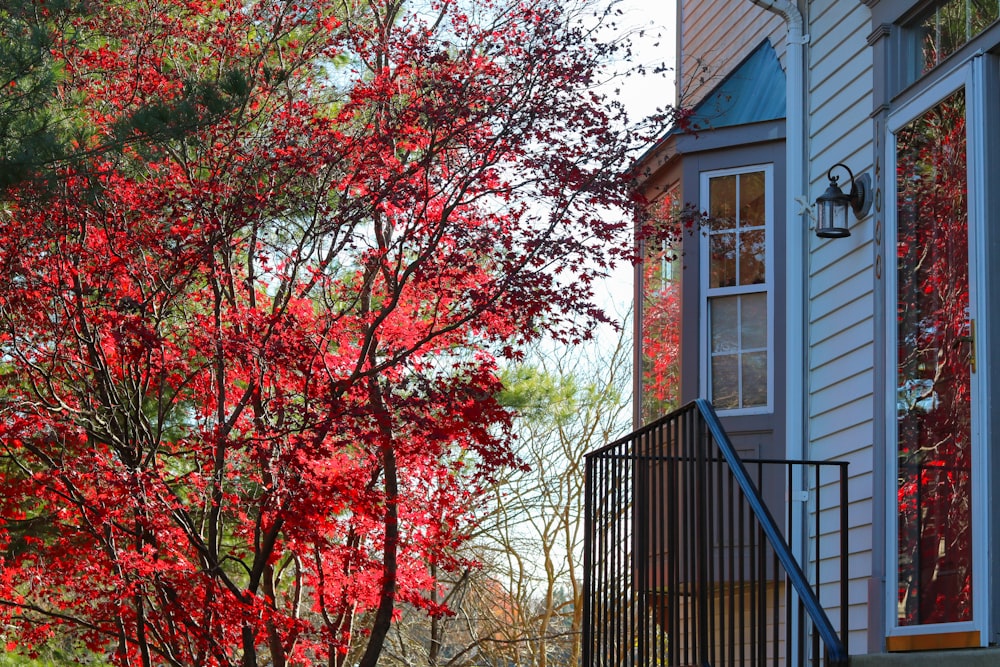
[852,649,1000,666]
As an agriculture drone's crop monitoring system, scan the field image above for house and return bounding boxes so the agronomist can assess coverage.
[585,1,1000,664]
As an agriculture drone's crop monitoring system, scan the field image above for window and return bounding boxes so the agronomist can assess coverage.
[700,166,772,413]
[640,188,682,424]
[906,0,1000,80]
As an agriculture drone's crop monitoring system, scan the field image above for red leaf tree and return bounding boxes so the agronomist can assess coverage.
[0,1,660,664]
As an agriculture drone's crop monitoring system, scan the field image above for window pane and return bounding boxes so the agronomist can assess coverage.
[937,1,968,61]
[709,175,736,229]
[895,88,971,626]
[919,0,999,71]
[710,297,738,353]
[711,354,739,409]
[740,171,766,227]
[971,0,1000,33]
[709,233,737,288]
[641,194,682,424]
[741,293,767,349]
[742,352,768,407]
[739,229,766,286]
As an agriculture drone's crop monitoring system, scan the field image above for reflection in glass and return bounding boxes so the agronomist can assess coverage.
[919,0,999,72]
[970,0,999,32]
[710,175,736,229]
[740,171,766,226]
[711,355,739,409]
[710,298,738,352]
[710,233,737,288]
[641,195,682,424]
[742,352,767,407]
[895,88,971,626]
[739,229,766,285]
[741,293,767,349]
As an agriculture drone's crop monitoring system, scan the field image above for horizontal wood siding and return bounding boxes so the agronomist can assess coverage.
[680,0,786,108]
[805,0,876,655]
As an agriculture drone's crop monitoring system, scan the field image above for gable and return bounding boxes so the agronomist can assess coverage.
[687,38,786,131]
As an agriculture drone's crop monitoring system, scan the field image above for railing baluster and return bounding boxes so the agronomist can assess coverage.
[634,434,643,667]
[668,419,679,666]
[815,461,822,663]
[772,550,779,666]
[758,522,766,666]
[621,450,629,666]
[582,401,849,667]
[683,408,694,665]
[655,423,666,663]
[707,432,718,667]
[582,451,592,666]
[841,462,849,660]
[600,454,609,667]
[610,454,617,664]
[728,459,736,667]
[786,462,794,667]
[739,468,747,667]
[751,501,757,667]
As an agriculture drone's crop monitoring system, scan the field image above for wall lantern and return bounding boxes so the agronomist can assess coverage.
[814,163,872,238]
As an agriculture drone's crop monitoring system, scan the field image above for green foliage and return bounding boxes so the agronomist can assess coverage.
[499,356,625,428]
[498,365,580,423]
[115,70,252,145]
[0,2,69,187]
[0,654,58,667]
[0,647,109,666]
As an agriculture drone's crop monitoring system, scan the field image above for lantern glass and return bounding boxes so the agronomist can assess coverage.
[816,196,850,238]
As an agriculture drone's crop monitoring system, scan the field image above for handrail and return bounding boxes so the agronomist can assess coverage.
[696,399,848,665]
[582,399,850,667]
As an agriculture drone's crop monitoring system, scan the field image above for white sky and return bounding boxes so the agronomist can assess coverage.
[611,0,678,119]
[593,0,678,321]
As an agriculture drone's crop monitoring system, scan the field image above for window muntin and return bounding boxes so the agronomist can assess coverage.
[701,167,771,413]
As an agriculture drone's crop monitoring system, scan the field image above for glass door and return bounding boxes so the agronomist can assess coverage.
[894,86,974,627]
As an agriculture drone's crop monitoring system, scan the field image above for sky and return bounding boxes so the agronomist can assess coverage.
[591,0,678,320]
[612,0,678,118]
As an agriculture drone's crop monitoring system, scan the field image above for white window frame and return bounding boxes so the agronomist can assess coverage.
[698,164,774,415]
[883,56,990,644]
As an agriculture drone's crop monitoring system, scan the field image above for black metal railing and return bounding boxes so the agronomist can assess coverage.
[583,400,849,666]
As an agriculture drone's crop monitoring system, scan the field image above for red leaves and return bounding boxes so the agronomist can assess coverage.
[638,194,683,421]
[0,0,646,664]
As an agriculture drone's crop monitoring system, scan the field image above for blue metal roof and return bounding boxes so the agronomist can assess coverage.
[687,39,785,131]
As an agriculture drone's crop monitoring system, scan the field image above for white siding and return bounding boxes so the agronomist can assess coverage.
[805,0,876,655]
[680,0,786,107]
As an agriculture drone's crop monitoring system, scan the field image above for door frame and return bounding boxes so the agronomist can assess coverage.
[882,56,990,647]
